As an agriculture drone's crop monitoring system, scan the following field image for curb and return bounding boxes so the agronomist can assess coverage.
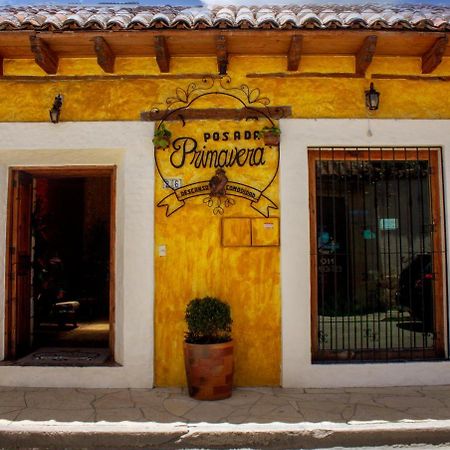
[1,420,450,448]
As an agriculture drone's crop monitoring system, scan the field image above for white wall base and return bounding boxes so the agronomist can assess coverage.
[2,119,450,389]
[0,366,153,388]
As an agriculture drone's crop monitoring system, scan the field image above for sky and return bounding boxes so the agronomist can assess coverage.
[0,0,449,6]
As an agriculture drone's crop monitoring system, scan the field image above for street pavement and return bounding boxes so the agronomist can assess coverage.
[1,385,450,448]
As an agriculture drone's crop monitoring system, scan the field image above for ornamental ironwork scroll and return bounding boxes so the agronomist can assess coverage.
[149,76,282,217]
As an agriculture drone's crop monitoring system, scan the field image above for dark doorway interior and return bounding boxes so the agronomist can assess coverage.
[32,177,111,350]
[6,169,114,364]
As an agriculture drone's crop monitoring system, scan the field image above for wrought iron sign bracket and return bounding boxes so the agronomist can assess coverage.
[141,106,292,122]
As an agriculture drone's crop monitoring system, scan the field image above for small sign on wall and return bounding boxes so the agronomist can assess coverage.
[153,79,279,218]
[379,218,398,231]
[252,218,280,246]
[162,178,183,190]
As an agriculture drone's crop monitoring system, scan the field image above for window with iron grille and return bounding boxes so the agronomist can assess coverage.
[309,147,446,362]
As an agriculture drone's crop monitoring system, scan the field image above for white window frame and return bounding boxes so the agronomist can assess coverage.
[281,119,450,388]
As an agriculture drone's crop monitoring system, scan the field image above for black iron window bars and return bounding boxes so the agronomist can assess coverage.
[309,147,445,362]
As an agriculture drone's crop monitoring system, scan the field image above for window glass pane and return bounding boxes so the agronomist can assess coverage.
[316,156,436,360]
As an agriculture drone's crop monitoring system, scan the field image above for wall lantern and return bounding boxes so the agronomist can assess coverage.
[365,83,380,111]
[49,94,63,123]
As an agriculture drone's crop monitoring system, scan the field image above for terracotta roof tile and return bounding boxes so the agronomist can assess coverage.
[129,11,154,28]
[0,4,449,31]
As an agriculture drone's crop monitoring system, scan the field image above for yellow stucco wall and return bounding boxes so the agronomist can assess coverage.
[154,113,280,386]
[2,56,450,122]
[3,52,450,386]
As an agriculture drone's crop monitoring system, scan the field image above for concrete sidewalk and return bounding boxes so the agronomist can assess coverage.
[1,385,450,448]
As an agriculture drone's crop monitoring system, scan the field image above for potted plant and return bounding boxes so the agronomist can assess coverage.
[184,296,233,400]
[258,125,281,146]
[152,123,172,150]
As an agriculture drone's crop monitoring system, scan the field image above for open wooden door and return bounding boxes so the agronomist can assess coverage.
[6,170,33,359]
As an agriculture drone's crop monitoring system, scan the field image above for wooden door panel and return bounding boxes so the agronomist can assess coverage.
[7,171,33,359]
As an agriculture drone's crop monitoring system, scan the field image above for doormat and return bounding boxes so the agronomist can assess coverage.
[16,347,110,366]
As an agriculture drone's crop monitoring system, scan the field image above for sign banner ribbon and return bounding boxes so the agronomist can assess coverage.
[157,180,277,217]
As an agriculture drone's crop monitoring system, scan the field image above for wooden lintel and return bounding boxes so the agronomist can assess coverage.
[141,106,292,121]
[355,35,377,76]
[93,36,115,73]
[422,36,448,74]
[247,72,362,79]
[29,35,58,74]
[248,72,450,81]
[0,56,3,77]
[0,73,222,82]
[154,35,170,73]
[216,35,228,75]
[373,73,450,81]
[287,35,302,71]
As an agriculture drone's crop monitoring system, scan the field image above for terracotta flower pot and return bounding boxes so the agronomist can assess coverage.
[183,340,234,400]
[263,132,280,146]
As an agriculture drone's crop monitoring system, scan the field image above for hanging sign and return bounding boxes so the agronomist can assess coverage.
[156,120,278,216]
[152,77,280,217]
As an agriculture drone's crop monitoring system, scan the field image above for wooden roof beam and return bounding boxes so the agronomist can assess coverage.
[422,36,448,74]
[29,35,58,74]
[93,36,115,73]
[287,35,302,71]
[355,35,377,76]
[216,34,228,75]
[154,35,170,73]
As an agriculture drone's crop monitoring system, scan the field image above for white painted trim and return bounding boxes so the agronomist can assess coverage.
[0,122,154,388]
[280,119,450,388]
